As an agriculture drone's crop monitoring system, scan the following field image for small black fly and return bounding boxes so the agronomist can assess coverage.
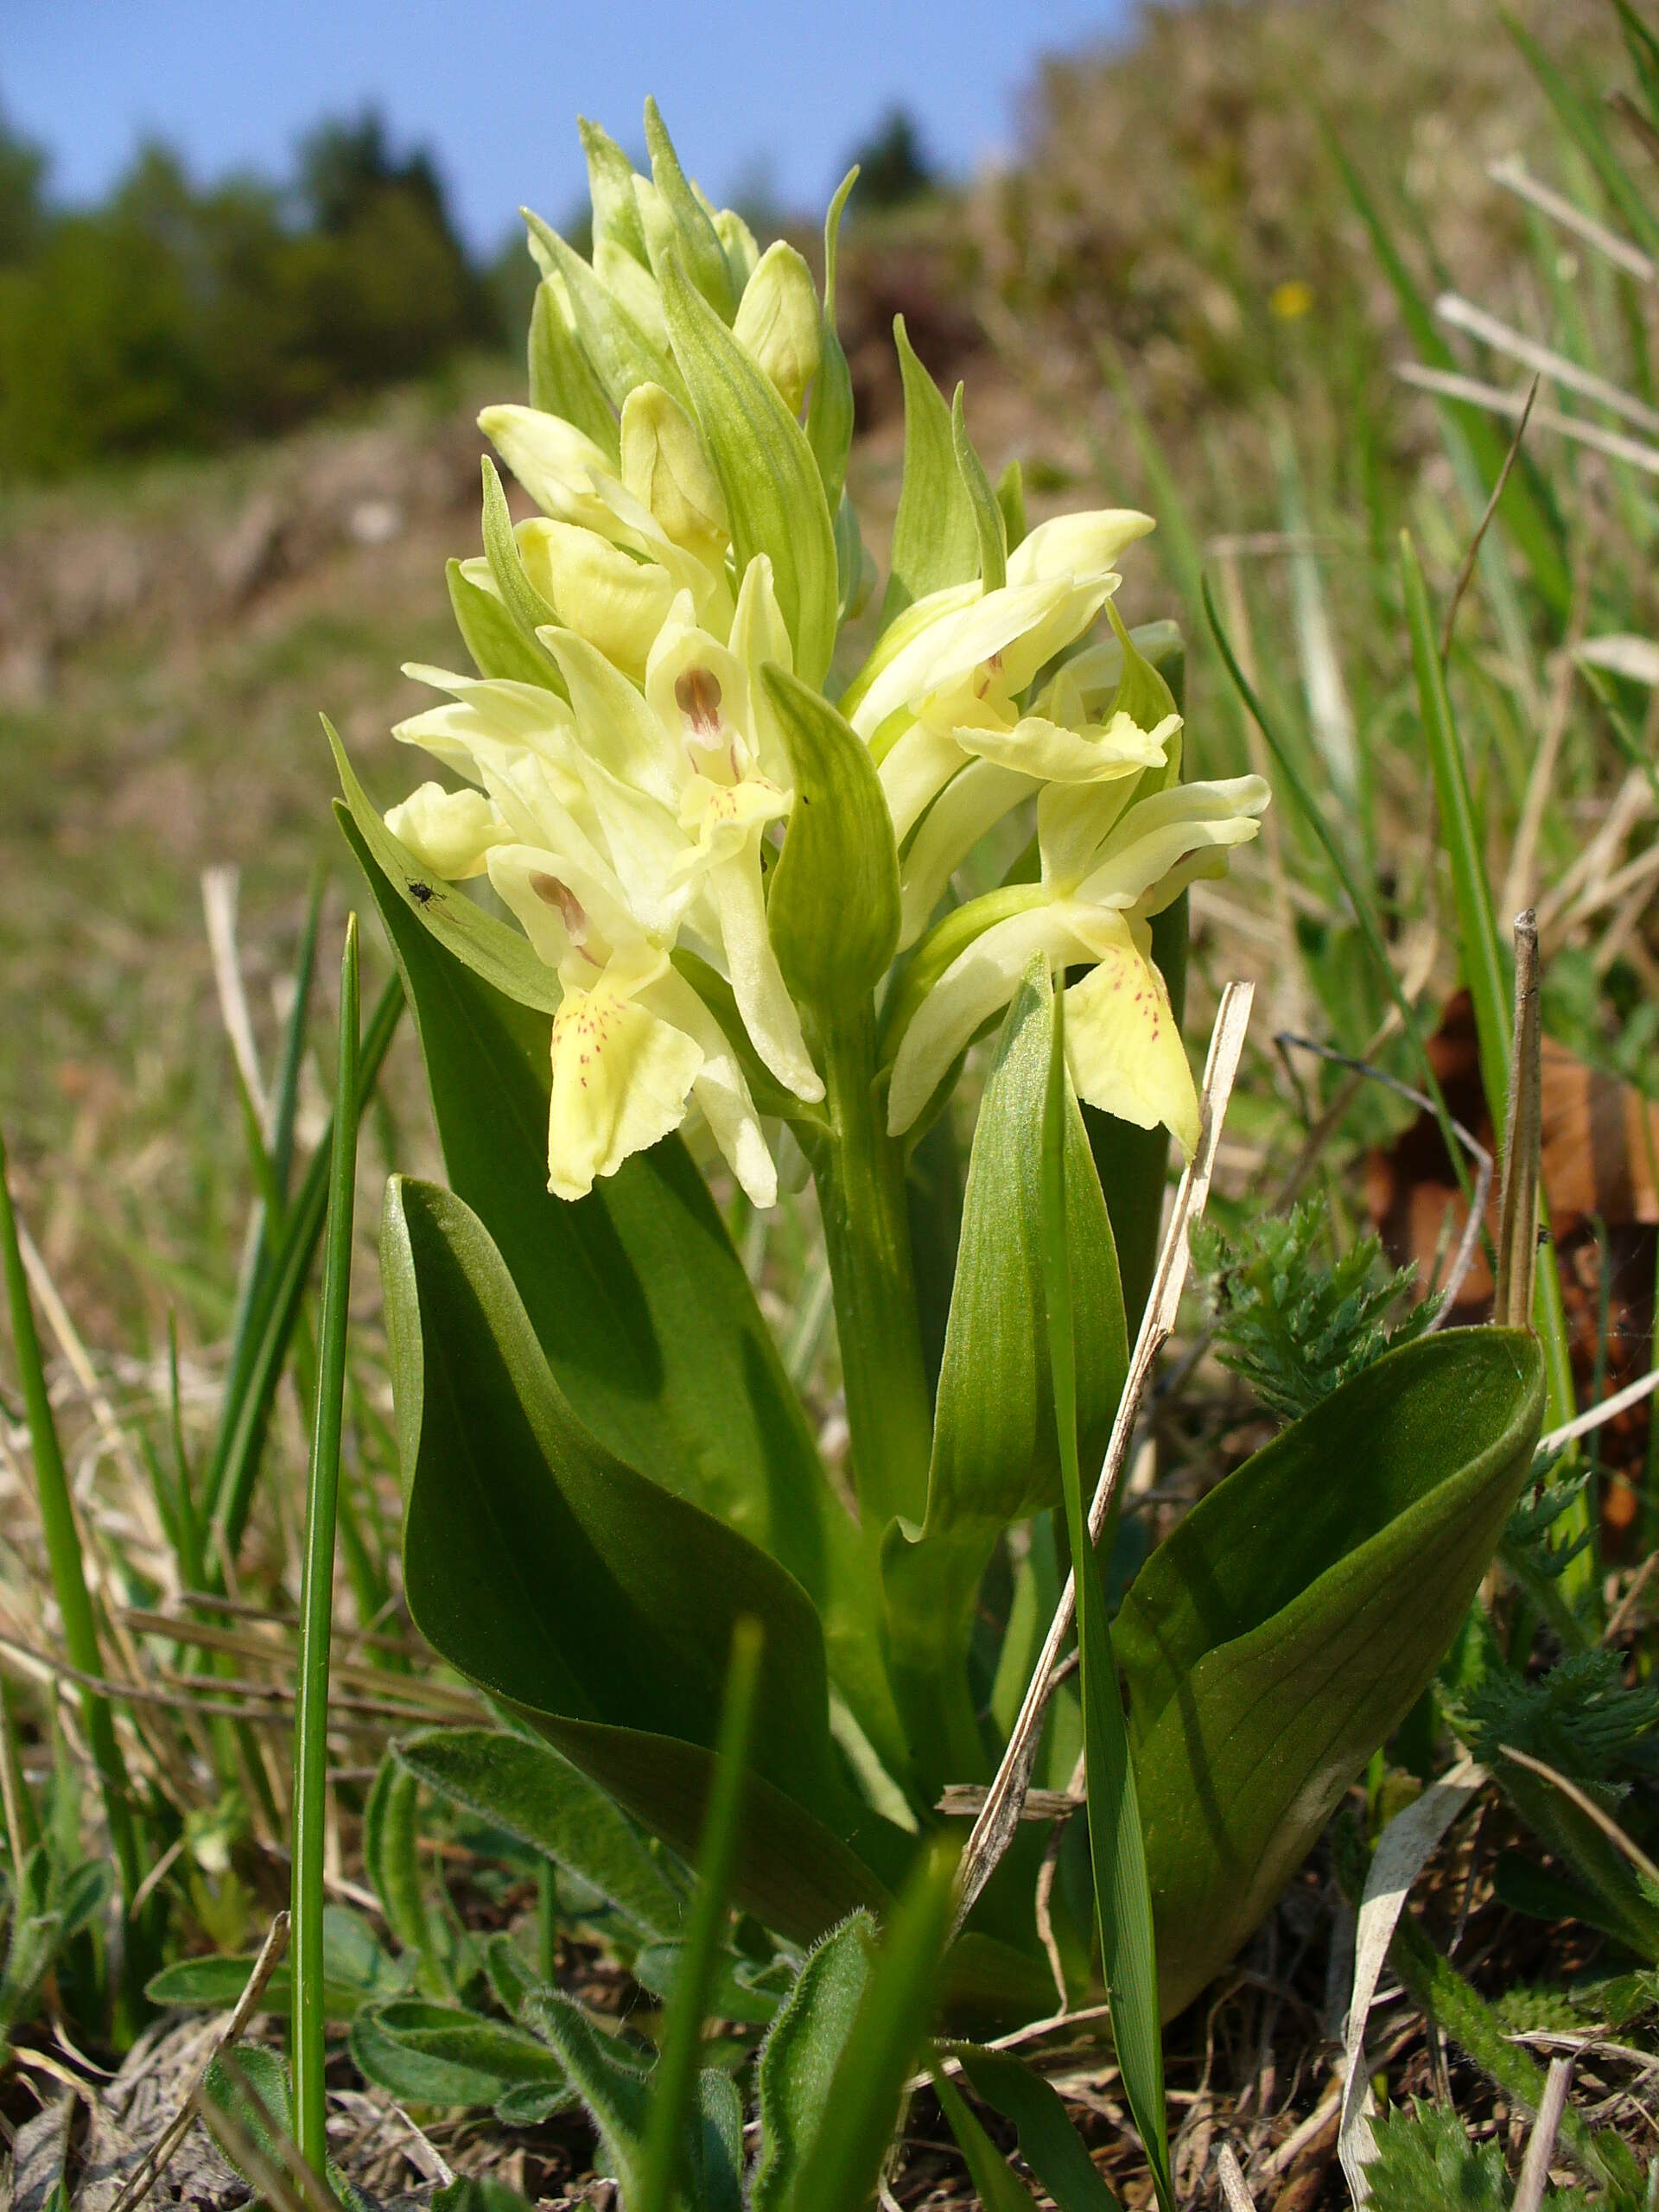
[409,880,436,906]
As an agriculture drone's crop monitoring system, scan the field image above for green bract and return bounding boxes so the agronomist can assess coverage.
[334,99,1548,2072]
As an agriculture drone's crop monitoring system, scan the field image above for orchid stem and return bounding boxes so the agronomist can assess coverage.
[811,1007,932,1533]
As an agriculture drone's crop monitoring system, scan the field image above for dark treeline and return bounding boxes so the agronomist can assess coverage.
[0,109,505,482]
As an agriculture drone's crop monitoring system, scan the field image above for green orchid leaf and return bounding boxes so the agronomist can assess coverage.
[995,459,1027,553]
[660,253,839,686]
[1040,976,1172,2211]
[575,120,649,264]
[446,556,565,690]
[383,1173,851,1826]
[396,1726,687,1938]
[523,1714,895,1944]
[752,1913,880,2212]
[952,2049,1123,2211]
[884,968,1128,1777]
[350,1999,572,2113]
[762,664,900,1006]
[329,738,558,1014]
[641,98,737,319]
[932,2066,1041,2209]
[805,168,857,509]
[527,280,620,461]
[1118,1327,1548,2018]
[950,386,1007,593]
[880,317,980,624]
[340,804,904,1780]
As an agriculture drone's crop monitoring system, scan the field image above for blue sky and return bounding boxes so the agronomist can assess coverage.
[5,0,1130,253]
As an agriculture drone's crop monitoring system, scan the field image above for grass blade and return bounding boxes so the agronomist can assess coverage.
[1508,12,1659,265]
[1202,579,1472,1211]
[1039,977,1172,2212]
[290,916,361,2177]
[1400,535,1582,1487]
[0,1128,143,1936]
[1324,124,1571,619]
[637,1616,764,2212]
[207,970,402,1564]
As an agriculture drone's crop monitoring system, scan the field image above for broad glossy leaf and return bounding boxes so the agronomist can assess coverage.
[763,666,900,1007]
[396,1726,687,1938]
[384,1174,850,1827]
[661,256,839,686]
[1118,1327,1548,2017]
[752,1914,879,2212]
[340,805,904,1780]
[884,970,1127,1758]
[880,318,978,623]
[350,1999,572,2114]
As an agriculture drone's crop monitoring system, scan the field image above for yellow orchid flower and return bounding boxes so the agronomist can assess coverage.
[837,512,1165,944]
[383,556,822,1205]
[887,767,1270,1154]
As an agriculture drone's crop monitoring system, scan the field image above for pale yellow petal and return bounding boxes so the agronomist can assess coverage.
[1006,509,1154,586]
[383,783,507,880]
[879,723,970,844]
[649,964,778,1205]
[517,520,678,680]
[1075,776,1269,909]
[707,851,823,1103]
[887,904,1100,1135]
[546,952,702,1199]
[954,707,1173,785]
[1063,919,1199,1156]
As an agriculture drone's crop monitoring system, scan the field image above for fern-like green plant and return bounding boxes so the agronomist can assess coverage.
[1191,1198,1439,1423]
[1366,2101,1592,2210]
[1454,1650,1659,1809]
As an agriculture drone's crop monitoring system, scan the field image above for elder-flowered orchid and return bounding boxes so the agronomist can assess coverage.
[887,754,1269,1154]
[384,555,821,1204]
